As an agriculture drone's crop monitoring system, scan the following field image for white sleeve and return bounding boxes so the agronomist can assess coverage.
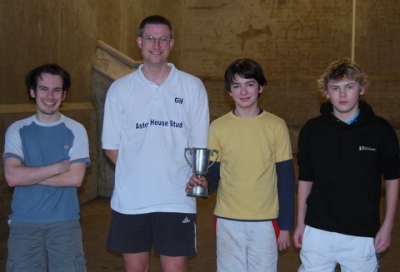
[102,82,123,150]
[4,121,24,161]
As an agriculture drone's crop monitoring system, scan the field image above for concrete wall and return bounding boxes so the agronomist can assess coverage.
[0,0,399,263]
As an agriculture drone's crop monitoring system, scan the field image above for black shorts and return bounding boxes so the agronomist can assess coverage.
[106,211,197,256]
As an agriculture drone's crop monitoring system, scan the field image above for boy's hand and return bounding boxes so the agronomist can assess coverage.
[277,230,290,251]
[375,225,392,253]
[293,223,306,248]
[185,175,208,193]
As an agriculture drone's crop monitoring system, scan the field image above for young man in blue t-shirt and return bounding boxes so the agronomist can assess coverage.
[3,63,90,271]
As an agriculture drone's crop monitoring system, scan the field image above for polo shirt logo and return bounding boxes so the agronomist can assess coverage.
[175,97,184,104]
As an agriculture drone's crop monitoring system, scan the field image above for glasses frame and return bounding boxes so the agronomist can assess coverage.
[141,35,171,47]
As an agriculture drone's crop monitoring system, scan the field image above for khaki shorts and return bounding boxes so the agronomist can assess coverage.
[7,220,86,272]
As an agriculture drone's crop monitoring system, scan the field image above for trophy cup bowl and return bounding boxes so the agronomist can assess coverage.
[184,147,219,198]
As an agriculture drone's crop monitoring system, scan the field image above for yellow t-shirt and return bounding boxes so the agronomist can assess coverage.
[209,111,292,220]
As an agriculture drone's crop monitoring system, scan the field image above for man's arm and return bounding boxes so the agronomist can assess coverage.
[38,162,87,187]
[4,157,70,187]
[104,149,119,165]
[374,178,399,253]
[293,180,313,248]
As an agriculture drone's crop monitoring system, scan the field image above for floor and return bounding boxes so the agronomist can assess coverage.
[81,193,400,271]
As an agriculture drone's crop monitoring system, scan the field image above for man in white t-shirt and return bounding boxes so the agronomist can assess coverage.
[102,15,209,272]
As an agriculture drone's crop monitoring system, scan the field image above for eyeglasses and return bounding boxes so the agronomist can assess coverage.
[141,36,171,47]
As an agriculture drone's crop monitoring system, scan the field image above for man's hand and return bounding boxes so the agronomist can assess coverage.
[56,160,70,174]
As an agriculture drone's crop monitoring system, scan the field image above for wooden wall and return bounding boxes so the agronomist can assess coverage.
[0,0,399,263]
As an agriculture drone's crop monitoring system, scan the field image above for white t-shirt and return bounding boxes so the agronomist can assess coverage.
[102,63,209,214]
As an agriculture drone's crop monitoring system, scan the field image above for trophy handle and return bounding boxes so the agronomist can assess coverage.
[207,149,219,168]
[184,148,193,168]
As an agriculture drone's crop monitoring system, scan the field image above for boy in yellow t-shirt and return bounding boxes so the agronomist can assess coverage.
[186,58,295,272]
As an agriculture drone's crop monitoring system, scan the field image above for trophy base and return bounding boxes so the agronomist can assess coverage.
[186,186,209,198]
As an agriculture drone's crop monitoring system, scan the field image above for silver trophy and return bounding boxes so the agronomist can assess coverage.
[184,147,219,198]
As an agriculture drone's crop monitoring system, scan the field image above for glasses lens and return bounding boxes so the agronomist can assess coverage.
[143,36,169,47]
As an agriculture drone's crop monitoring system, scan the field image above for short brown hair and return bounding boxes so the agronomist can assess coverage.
[138,15,174,39]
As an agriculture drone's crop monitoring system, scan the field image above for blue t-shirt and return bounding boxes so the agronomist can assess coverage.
[3,114,90,223]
